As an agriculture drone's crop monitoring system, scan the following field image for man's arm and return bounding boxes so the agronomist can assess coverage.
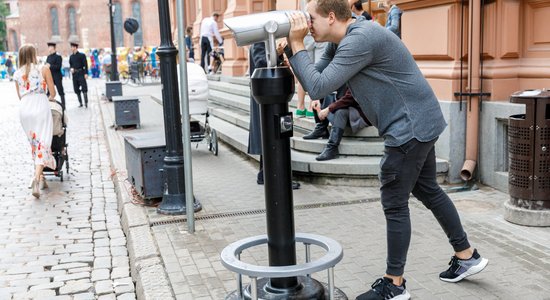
[211,21,223,45]
[289,31,373,101]
[81,54,88,73]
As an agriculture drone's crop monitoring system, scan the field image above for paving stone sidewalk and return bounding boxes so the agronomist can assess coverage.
[95,82,550,300]
[0,79,136,300]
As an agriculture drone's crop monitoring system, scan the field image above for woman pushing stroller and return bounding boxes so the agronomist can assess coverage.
[13,44,58,199]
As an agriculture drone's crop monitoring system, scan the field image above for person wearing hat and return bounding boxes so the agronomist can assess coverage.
[46,42,66,108]
[69,41,89,108]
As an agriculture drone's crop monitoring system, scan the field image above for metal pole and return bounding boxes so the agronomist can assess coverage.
[108,0,118,81]
[156,0,192,215]
[175,0,195,232]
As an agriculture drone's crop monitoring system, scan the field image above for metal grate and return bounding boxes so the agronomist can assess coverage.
[539,161,550,173]
[508,125,530,140]
[539,177,550,189]
[510,158,530,173]
[150,197,380,227]
[509,174,530,189]
[508,141,531,156]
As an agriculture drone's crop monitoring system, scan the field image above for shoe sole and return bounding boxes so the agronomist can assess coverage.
[440,258,489,283]
[395,290,411,300]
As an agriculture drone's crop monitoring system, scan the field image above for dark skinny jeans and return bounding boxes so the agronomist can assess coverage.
[380,137,471,276]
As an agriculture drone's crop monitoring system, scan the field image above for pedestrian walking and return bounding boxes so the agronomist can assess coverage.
[199,12,223,72]
[5,55,14,81]
[69,41,89,108]
[13,44,57,199]
[46,41,66,108]
[286,1,488,299]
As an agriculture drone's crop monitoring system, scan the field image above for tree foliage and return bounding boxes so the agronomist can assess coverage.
[0,3,10,51]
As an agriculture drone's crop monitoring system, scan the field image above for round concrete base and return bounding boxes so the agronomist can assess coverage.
[504,199,550,227]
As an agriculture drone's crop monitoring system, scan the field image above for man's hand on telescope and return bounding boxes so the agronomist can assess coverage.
[287,11,308,54]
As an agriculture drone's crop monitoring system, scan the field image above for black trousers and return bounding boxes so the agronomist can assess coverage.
[72,72,88,94]
[53,76,64,96]
[380,137,470,276]
[200,36,212,71]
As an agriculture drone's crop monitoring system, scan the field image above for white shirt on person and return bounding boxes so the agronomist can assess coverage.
[200,16,223,48]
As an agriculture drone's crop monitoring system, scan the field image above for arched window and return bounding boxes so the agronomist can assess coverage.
[114,2,123,47]
[68,6,77,36]
[10,30,19,52]
[50,7,60,36]
[132,1,143,46]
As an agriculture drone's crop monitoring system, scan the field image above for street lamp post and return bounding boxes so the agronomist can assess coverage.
[108,0,118,81]
[156,0,201,215]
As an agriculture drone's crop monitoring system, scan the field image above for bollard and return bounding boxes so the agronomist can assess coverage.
[246,66,324,299]
[221,12,347,299]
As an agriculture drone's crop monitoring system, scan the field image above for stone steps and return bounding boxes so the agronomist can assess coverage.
[204,74,449,186]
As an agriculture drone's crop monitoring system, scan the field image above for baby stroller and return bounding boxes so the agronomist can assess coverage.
[43,101,69,181]
[181,62,218,155]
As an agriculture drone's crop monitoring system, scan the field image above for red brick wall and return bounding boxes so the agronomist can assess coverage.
[7,0,162,56]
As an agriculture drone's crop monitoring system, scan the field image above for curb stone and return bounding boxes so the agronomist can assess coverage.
[97,89,175,300]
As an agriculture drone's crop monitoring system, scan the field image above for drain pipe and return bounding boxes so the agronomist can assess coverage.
[460,0,482,181]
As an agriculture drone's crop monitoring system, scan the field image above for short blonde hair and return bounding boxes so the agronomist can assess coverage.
[310,0,352,21]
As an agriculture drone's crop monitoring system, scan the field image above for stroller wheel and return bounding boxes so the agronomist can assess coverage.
[60,170,64,182]
[66,155,69,173]
[209,129,218,156]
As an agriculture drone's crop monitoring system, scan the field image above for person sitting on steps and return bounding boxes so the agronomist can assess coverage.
[313,88,371,161]
[302,85,347,140]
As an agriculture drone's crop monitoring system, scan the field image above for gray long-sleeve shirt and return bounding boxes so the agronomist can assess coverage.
[289,18,446,147]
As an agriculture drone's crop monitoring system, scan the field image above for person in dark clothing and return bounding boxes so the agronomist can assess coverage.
[302,85,346,140]
[287,2,487,298]
[350,0,373,20]
[5,55,14,81]
[248,41,300,190]
[69,42,89,108]
[46,42,66,108]
[313,88,371,161]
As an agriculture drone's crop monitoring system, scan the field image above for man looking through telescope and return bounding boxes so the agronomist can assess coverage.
[284,1,488,299]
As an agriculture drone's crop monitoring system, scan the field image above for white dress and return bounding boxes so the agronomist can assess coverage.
[14,65,56,170]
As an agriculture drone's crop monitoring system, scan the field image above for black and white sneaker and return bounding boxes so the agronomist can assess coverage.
[356,277,410,300]
[439,248,488,283]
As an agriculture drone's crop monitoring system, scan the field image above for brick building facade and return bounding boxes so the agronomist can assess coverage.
[5,0,162,56]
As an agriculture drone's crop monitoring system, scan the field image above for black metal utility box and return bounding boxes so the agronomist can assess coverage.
[113,96,140,128]
[124,132,166,200]
[105,81,122,101]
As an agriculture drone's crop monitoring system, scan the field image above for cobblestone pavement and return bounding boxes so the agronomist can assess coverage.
[0,79,136,299]
[97,84,550,300]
